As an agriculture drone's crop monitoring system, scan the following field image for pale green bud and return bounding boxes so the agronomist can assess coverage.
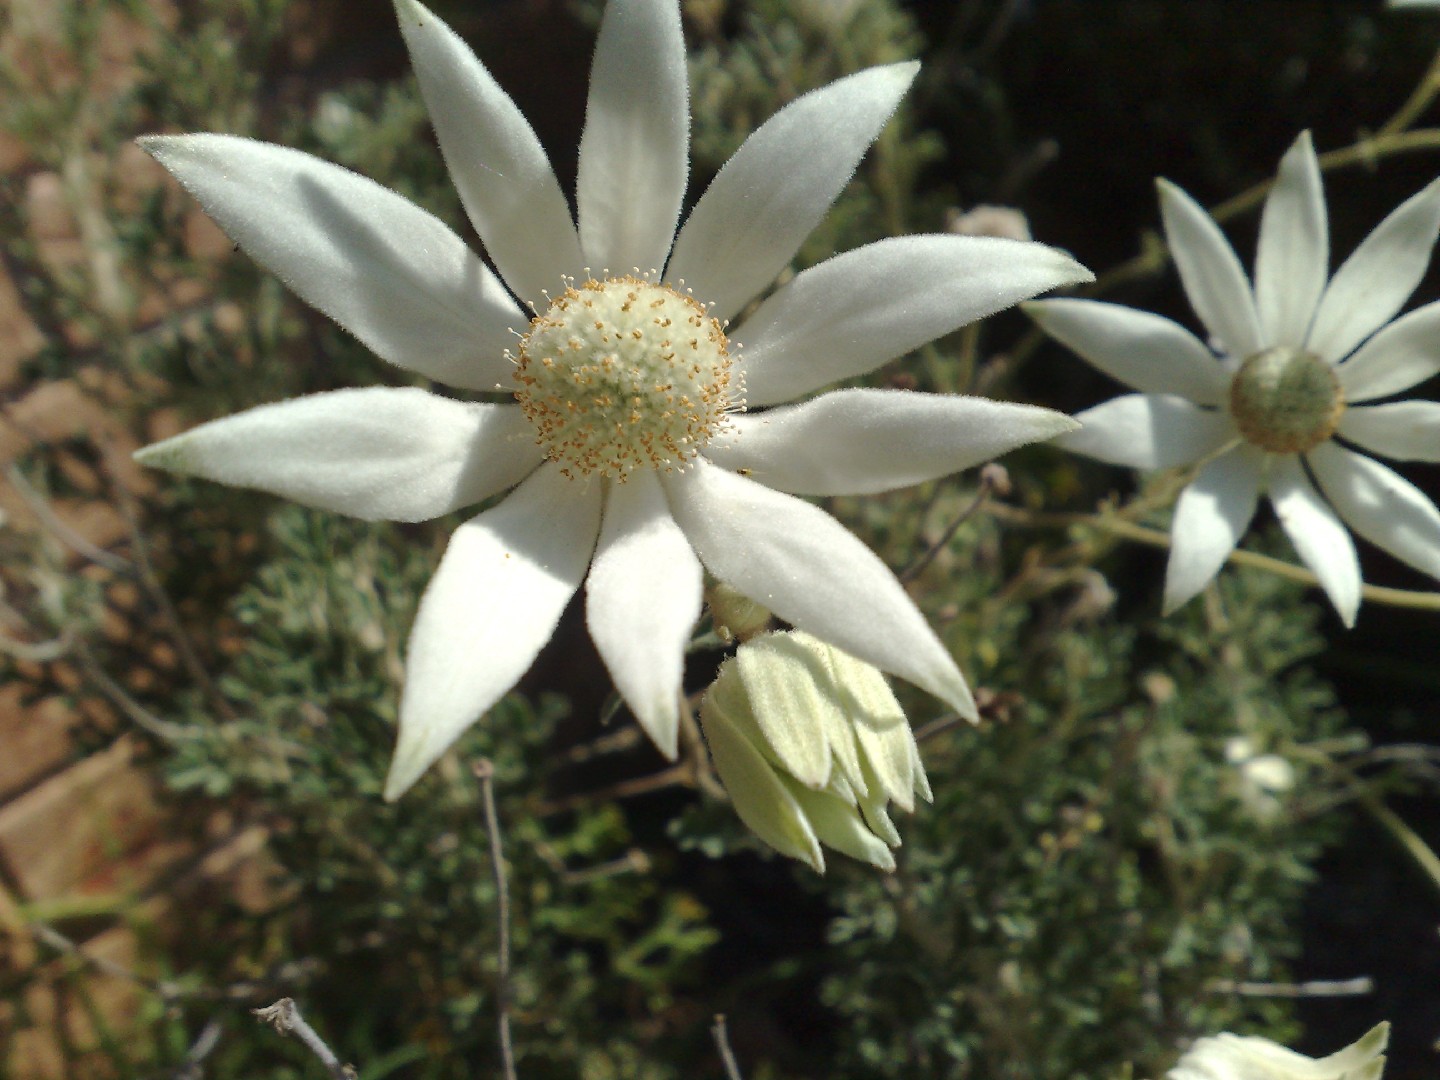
[699,630,931,873]
[1168,1022,1388,1080]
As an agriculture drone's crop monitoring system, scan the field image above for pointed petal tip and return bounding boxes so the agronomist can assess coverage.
[381,755,423,803]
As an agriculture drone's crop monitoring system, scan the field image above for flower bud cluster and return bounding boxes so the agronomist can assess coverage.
[700,629,931,872]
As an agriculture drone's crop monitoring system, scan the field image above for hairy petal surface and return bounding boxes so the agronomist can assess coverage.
[395,0,583,305]
[1310,442,1440,581]
[737,236,1092,405]
[664,462,975,718]
[667,63,917,323]
[1158,178,1264,359]
[142,133,522,389]
[1335,299,1440,401]
[385,466,602,798]
[1056,394,1233,470]
[1254,131,1328,347]
[1308,177,1440,362]
[1024,299,1229,405]
[1163,445,1263,613]
[576,0,688,273]
[585,472,702,759]
[1268,454,1360,626]
[135,388,542,521]
[1338,401,1440,462]
[707,390,1077,495]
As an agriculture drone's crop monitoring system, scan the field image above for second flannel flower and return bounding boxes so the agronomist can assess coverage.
[1029,132,1440,626]
[137,0,1090,797]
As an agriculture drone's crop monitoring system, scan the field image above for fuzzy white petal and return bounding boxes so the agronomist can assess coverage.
[1024,298,1229,405]
[395,0,583,305]
[1334,298,1440,401]
[702,706,825,872]
[1308,177,1440,362]
[664,461,976,718]
[1056,394,1233,470]
[1254,132,1328,347]
[1310,441,1440,582]
[585,472,702,759]
[1338,401,1440,462]
[142,133,522,390]
[707,389,1077,495]
[1158,179,1264,359]
[576,0,688,273]
[1268,454,1360,626]
[666,63,917,323]
[737,235,1092,405]
[384,466,602,799]
[1163,445,1263,613]
[789,783,895,871]
[134,388,541,521]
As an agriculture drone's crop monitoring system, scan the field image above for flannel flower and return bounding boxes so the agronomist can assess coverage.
[136,0,1091,798]
[1028,132,1440,626]
[1167,1023,1388,1080]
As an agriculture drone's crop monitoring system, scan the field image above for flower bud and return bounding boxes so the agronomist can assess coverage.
[1168,1022,1388,1080]
[699,630,932,873]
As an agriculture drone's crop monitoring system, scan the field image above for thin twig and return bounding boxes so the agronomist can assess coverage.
[900,466,1004,584]
[104,456,238,721]
[1206,976,1374,998]
[73,638,197,742]
[4,463,131,573]
[31,920,184,1001]
[711,1014,744,1080]
[252,999,355,1080]
[473,759,518,1080]
[170,1016,224,1080]
[991,504,1440,613]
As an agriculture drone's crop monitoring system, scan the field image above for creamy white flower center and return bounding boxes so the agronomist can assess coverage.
[511,274,738,479]
[1227,346,1344,454]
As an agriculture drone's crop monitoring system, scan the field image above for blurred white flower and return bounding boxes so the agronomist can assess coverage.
[1029,131,1440,626]
[1223,735,1295,819]
[1168,1022,1388,1080]
[135,0,1090,798]
[699,629,931,872]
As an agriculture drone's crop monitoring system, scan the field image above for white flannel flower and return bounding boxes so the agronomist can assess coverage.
[1168,1022,1389,1080]
[137,0,1091,799]
[1028,132,1440,626]
[699,629,931,872]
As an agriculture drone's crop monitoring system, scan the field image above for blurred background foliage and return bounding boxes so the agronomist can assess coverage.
[1,0,1438,1077]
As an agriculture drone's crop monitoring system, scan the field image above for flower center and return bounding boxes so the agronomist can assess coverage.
[511,274,738,479]
[1227,346,1344,454]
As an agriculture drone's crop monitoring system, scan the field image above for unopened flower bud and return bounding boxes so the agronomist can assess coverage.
[699,630,932,873]
[707,582,772,643]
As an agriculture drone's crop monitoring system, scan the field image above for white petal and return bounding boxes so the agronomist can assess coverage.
[141,133,521,390]
[1158,178,1263,359]
[1163,445,1262,613]
[1334,298,1440,401]
[576,0,688,273]
[585,472,702,759]
[384,465,602,798]
[706,389,1078,496]
[1308,177,1440,362]
[134,388,542,521]
[1254,132,1328,347]
[737,235,1092,405]
[1267,454,1361,626]
[1055,394,1233,470]
[701,705,824,872]
[666,62,918,323]
[1338,401,1440,462]
[1024,298,1229,405]
[395,0,583,304]
[664,461,976,718]
[1310,441,1440,582]
[788,782,895,871]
